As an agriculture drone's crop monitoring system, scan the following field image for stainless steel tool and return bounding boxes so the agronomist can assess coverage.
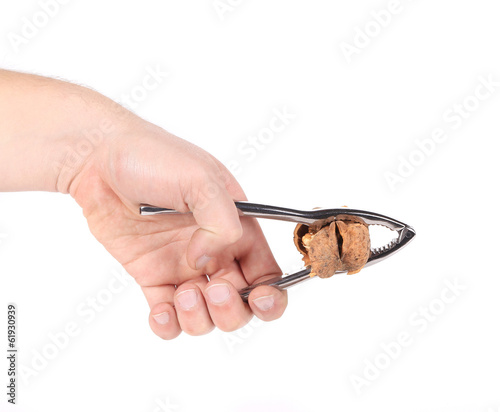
[140,202,416,302]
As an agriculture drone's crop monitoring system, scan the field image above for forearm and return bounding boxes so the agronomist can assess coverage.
[0,69,129,193]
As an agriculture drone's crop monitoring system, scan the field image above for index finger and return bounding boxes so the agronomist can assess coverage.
[236,216,283,284]
[234,217,289,321]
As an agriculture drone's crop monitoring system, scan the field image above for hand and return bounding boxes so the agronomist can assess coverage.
[0,69,287,339]
[69,119,288,339]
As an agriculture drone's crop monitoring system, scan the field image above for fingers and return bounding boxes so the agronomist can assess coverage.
[143,284,182,340]
[141,198,289,339]
[247,284,288,322]
[174,277,215,336]
[175,272,287,333]
[186,175,243,271]
[143,275,288,339]
[234,218,288,321]
[236,217,282,285]
[202,278,253,332]
[145,277,252,336]
[149,302,181,340]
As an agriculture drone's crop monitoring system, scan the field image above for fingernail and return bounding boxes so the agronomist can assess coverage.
[196,254,212,270]
[153,312,170,325]
[176,289,198,310]
[252,295,275,311]
[206,284,230,305]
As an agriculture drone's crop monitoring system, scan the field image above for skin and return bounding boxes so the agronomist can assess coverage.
[0,69,288,339]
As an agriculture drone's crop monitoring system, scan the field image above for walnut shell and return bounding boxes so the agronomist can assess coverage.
[293,219,371,278]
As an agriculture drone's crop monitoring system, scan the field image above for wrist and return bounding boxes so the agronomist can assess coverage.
[54,97,133,195]
[0,70,134,194]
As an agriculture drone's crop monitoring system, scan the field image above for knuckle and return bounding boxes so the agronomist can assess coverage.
[224,225,243,244]
[182,325,199,336]
[183,324,215,336]
[155,327,181,341]
[218,314,251,332]
[219,321,241,333]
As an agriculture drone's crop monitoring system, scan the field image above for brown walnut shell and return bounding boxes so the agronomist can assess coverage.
[293,219,371,278]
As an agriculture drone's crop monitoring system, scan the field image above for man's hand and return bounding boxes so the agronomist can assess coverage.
[0,69,288,339]
[67,114,288,340]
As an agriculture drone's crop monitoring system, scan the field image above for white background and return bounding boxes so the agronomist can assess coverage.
[1,1,500,411]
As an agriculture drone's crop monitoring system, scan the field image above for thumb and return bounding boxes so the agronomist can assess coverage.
[186,178,243,271]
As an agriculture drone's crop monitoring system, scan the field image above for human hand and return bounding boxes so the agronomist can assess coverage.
[69,119,288,339]
[0,69,287,339]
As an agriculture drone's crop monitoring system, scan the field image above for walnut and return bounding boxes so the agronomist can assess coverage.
[293,219,371,278]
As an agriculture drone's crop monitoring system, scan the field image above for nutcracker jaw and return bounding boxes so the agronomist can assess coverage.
[366,224,415,268]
